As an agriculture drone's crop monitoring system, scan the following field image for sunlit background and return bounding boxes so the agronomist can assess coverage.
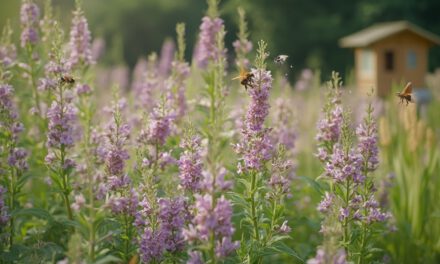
[1,0,440,263]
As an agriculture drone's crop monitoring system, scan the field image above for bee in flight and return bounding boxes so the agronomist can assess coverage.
[232,68,254,90]
[274,54,288,64]
[60,75,75,84]
[396,82,413,105]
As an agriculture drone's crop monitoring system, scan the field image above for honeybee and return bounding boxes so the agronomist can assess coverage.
[60,75,75,84]
[232,68,254,90]
[396,82,413,105]
[274,54,288,64]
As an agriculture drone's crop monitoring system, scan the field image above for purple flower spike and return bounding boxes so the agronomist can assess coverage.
[195,16,225,68]
[68,7,93,68]
[20,1,40,47]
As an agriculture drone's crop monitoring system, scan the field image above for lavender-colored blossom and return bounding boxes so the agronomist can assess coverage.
[184,195,238,257]
[272,98,297,151]
[132,58,158,110]
[356,119,379,172]
[71,194,85,211]
[269,158,294,197]
[366,208,389,224]
[362,196,389,224]
[170,61,190,119]
[158,197,186,252]
[75,84,91,96]
[107,188,139,216]
[295,69,314,91]
[307,248,347,264]
[179,136,203,192]
[235,68,274,171]
[158,151,177,169]
[324,144,364,184]
[46,101,77,148]
[279,220,292,234]
[245,68,272,132]
[91,37,105,62]
[139,229,165,263]
[111,65,130,91]
[0,84,18,121]
[68,8,93,68]
[236,129,273,171]
[20,1,40,47]
[316,105,343,143]
[317,192,334,213]
[158,39,175,76]
[195,16,225,68]
[315,90,343,163]
[0,43,16,67]
[1,85,28,172]
[37,77,57,91]
[334,250,348,264]
[137,196,187,262]
[105,148,130,177]
[200,168,233,192]
[307,248,326,264]
[103,122,130,178]
[233,39,252,68]
[0,186,10,225]
[0,84,25,141]
[338,207,349,222]
[132,57,148,87]
[139,107,174,146]
[8,147,29,171]
[216,236,240,258]
[187,250,204,264]
[107,174,131,190]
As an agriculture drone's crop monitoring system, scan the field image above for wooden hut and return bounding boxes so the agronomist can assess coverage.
[340,21,440,97]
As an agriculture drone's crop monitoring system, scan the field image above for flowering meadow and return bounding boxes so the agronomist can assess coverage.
[1,0,440,263]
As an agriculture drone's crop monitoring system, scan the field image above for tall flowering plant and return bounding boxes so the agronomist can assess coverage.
[311,74,390,263]
[233,40,300,263]
[100,94,140,261]
[233,7,252,69]
[0,49,28,248]
[182,1,239,263]
[19,0,44,119]
[44,67,78,220]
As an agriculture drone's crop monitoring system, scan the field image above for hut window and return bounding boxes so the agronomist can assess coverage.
[361,49,373,74]
[407,50,417,69]
[385,50,394,71]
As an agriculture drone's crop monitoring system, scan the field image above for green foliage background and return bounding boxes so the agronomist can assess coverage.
[2,0,440,78]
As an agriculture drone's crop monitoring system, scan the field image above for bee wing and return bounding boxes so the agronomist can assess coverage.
[231,75,241,80]
[402,82,412,95]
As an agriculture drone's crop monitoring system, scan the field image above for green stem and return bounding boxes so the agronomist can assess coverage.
[250,171,260,242]
[358,224,367,264]
[86,115,96,261]
[343,179,350,252]
[266,199,278,244]
[123,214,132,261]
[8,167,16,248]
[61,143,73,220]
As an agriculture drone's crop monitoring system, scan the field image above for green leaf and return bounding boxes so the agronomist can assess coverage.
[270,242,303,262]
[12,207,53,221]
[94,255,122,264]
